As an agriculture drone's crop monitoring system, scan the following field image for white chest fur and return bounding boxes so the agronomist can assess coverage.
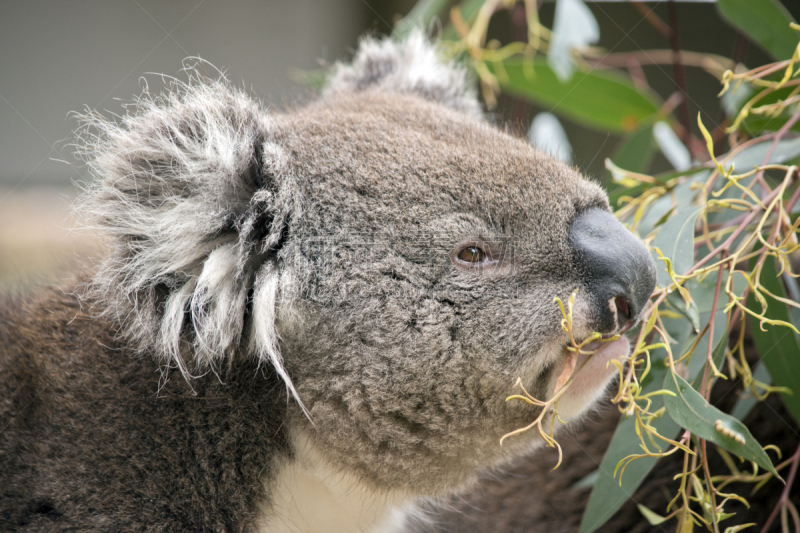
[257,433,411,533]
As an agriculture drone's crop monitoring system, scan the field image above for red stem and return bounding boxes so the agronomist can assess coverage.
[685,186,785,277]
[759,442,800,533]
[754,111,800,198]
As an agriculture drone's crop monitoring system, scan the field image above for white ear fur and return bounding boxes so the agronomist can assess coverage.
[251,262,308,415]
[324,29,482,119]
[78,72,301,402]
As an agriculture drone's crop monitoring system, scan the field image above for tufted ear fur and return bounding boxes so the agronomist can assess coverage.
[77,73,301,405]
[324,29,482,118]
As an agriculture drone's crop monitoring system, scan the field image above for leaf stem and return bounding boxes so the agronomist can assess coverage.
[759,442,800,533]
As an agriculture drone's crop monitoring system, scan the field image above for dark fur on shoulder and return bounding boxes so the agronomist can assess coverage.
[0,288,289,531]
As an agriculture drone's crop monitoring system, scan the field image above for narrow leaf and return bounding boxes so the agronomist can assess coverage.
[663,372,782,480]
[609,126,655,179]
[747,255,800,424]
[638,504,669,526]
[651,204,704,288]
[666,290,700,333]
[580,355,680,533]
[717,0,797,60]
[730,363,772,421]
[486,59,660,133]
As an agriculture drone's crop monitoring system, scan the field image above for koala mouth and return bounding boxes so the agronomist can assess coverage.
[553,326,634,397]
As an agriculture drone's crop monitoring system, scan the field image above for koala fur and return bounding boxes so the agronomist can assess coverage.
[1,31,654,532]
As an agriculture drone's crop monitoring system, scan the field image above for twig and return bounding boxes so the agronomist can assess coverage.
[631,1,671,38]
[754,111,800,198]
[668,0,692,150]
[583,49,736,79]
[702,439,721,533]
[699,258,727,400]
[686,186,786,276]
[759,442,800,533]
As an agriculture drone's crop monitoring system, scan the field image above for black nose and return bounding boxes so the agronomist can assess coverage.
[569,208,657,333]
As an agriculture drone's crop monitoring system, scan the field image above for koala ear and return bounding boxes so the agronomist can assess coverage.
[324,29,482,119]
[78,74,300,403]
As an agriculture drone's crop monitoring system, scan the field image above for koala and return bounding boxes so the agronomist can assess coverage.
[0,31,656,532]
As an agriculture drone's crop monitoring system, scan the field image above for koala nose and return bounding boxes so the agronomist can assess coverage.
[569,208,657,333]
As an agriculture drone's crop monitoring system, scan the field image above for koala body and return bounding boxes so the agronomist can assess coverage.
[0,33,655,532]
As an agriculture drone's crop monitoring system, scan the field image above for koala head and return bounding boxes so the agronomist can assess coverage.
[79,31,655,497]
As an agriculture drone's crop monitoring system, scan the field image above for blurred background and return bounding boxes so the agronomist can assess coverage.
[2,0,798,289]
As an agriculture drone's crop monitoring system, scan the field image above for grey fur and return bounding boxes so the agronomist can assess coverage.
[325,30,483,119]
[2,32,651,532]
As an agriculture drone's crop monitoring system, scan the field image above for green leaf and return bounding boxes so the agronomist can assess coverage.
[651,204,704,288]
[717,0,797,60]
[580,317,692,533]
[686,311,728,390]
[579,388,679,532]
[727,84,800,135]
[580,392,678,532]
[485,58,660,133]
[441,0,485,41]
[394,0,451,39]
[747,255,800,424]
[726,136,800,170]
[663,372,782,480]
[290,68,327,90]
[638,504,669,526]
[609,126,655,179]
[666,290,700,334]
[570,469,599,490]
[730,363,772,421]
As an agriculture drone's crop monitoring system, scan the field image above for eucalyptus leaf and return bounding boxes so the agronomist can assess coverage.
[609,126,655,179]
[663,372,782,480]
[721,82,753,118]
[725,137,800,170]
[747,255,800,424]
[717,0,797,61]
[579,381,680,533]
[686,311,727,389]
[730,363,772,421]
[666,290,700,333]
[651,204,704,288]
[485,59,660,133]
[636,172,706,238]
[637,504,669,526]
[608,166,709,208]
[580,317,692,533]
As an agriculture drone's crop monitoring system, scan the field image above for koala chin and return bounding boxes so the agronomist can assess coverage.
[0,31,656,533]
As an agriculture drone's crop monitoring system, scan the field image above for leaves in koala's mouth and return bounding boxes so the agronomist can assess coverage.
[501,289,619,470]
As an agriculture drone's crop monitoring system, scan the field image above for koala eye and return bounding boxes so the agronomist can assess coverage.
[457,246,486,263]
